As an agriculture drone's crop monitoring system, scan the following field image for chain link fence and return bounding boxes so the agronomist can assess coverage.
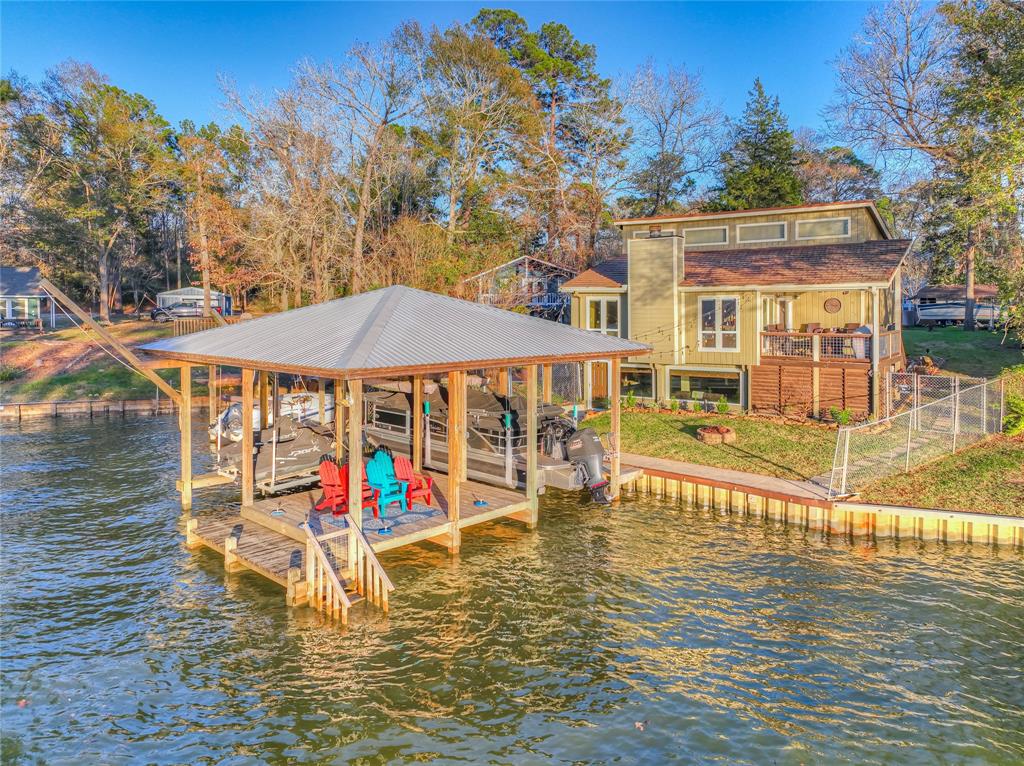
[885,372,986,417]
[547,362,585,407]
[829,375,1006,497]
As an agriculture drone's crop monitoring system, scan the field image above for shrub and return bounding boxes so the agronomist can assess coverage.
[716,395,729,414]
[0,364,24,383]
[1003,394,1024,436]
[829,406,853,425]
[669,398,679,412]
[624,391,637,409]
[703,400,715,413]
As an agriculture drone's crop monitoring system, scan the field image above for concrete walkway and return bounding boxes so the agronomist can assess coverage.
[621,452,832,503]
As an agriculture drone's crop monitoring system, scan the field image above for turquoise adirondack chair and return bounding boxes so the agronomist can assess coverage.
[366,453,408,515]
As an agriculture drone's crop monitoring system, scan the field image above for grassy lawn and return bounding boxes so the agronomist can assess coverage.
[584,410,836,481]
[859,436,1024,516]
[1,319,180,402]
[1,361,189,402]
[902,326,1023,379]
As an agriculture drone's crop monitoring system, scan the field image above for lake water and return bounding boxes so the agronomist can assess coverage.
[2,415,1023,765]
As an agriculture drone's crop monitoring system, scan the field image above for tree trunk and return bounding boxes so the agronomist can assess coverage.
[176,231,183,290]
[963,225,977,332]
[98,245,111,324]
[351,125,387,295]
[198,214,212,317]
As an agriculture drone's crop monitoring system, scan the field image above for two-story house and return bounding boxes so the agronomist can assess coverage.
[560,200,909,419]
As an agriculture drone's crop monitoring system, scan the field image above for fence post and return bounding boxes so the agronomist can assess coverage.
[905,411,914,472]
[951,377,960,453]
[1000,378,1005,432]
[982,379,988,435]
[839,429,851,496]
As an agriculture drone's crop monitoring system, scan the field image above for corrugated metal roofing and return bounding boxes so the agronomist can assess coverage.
[141,285,650,375]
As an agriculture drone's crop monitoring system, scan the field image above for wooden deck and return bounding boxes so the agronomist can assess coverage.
[188,470,530,597]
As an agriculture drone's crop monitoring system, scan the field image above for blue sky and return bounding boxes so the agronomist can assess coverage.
[4,1,872,133]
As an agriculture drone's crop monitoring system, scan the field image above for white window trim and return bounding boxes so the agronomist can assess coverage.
[698,295,741,352]
[736,221,787,244]
[631,226,676,239]
[795,216,851,241]
[585,296,621,336]
[682,225,728,246]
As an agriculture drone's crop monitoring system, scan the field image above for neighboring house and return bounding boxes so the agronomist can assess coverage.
[0,266,56,328]
[463,255,577,323]
[560,200,910,419]
[156,286,232,314]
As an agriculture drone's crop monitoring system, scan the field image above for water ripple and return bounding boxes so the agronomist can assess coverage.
[1,415,1022,765]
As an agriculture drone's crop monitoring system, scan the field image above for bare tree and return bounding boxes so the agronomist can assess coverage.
[298,24,422,293]
[624,60,722,215]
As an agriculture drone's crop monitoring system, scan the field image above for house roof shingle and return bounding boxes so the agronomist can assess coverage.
[0,266,45,297]
[562,240,911,291]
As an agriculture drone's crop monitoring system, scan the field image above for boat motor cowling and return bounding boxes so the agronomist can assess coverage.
[564,427,611,504]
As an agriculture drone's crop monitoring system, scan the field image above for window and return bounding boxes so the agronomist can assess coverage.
[737,221,786,243]
[632,227,675,239]
[699,297,739,351]
[621,367,654,399]
[684,226,728,246]
[796,217,850,240]
[669,371,742,405]
[586,297,619,336]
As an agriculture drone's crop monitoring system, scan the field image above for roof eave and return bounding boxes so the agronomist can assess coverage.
[141,347,653,379]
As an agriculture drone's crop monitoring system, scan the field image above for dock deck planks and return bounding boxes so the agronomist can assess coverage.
[190,470,529,592]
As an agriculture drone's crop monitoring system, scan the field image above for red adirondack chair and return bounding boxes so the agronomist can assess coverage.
[315,459,380,517]
[394,455,433,507]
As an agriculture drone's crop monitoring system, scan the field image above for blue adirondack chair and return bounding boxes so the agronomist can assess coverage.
[366,453,408,515]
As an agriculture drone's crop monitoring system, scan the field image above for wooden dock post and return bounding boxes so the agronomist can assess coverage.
[347,379,364,567]
[412,374,423,473]
[334,379,345,462]
[285,566,302,606]
[241,368,255,508]
[208,364,218,426]
[185,518,200,550]
[542,363,553,403]
[610,358,621,500]
[447,370,465,553]
[224,535,241,572]
[179,364,193,511]
[258,371,269,430]
[318,381,326,425]
[526,364,539,527]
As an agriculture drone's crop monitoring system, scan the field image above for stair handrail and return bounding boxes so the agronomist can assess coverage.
[347,523,395,612]
[304,522,353,621]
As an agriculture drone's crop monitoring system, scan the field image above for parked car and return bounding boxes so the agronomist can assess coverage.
[150,302,218,322]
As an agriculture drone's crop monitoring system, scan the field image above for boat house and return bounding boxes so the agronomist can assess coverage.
[141,285,648,622]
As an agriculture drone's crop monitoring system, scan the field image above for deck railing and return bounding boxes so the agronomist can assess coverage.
[304,524,354,623]
[761,331,813,358]
[761,331,872,362]
[348,524,394,613]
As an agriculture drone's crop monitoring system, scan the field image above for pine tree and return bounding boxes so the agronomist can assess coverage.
[712,79,803,210]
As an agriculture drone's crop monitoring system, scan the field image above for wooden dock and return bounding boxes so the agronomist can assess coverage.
[187,469,530,620]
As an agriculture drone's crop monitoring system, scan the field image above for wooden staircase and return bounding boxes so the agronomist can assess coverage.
[187,511,393,625]
[304,521,394,624]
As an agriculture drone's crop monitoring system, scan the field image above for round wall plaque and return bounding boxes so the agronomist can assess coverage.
[824,298,842,314]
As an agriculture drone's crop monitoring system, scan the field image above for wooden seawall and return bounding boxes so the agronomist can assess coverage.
[621,454,1024,548]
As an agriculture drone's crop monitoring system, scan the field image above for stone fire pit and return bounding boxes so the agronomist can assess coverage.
[697,425,736,445]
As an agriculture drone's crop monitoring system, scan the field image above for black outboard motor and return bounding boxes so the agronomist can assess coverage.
[565,427,611,504]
